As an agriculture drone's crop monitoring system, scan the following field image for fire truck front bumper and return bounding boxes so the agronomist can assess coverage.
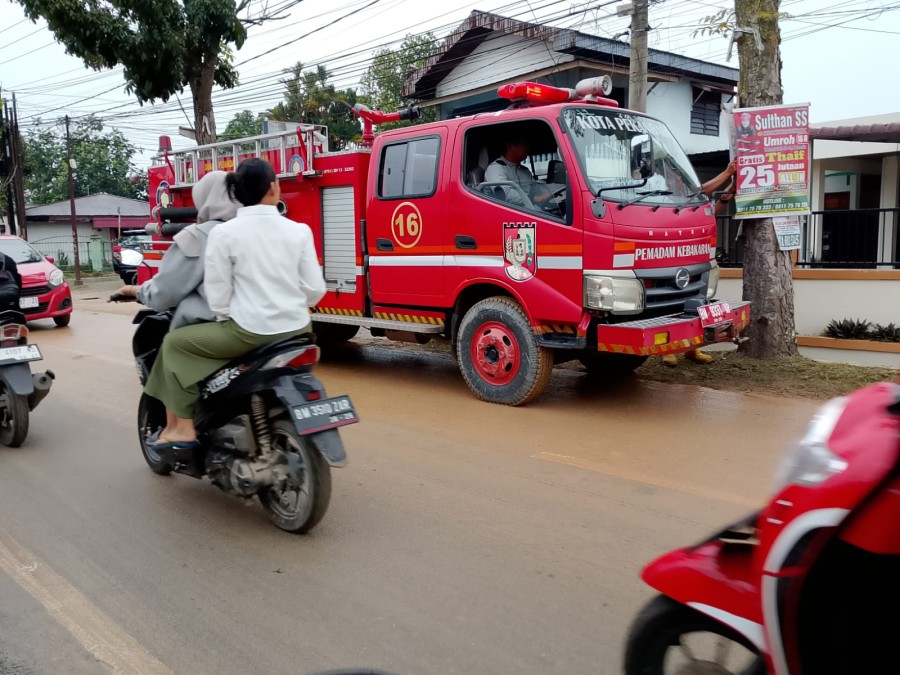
[595,301,751,356]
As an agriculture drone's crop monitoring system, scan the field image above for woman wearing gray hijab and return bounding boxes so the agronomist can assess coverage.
[114,171,239,328]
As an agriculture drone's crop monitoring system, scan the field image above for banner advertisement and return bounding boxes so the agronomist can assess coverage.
[733,104,810,219]
[772,216,802,251]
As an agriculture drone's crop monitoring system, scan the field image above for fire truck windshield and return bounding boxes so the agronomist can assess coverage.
[561,107,703,206]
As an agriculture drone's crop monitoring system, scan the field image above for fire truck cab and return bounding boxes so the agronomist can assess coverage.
[145,77,749,406]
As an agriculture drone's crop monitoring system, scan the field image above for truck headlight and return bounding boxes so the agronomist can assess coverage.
[48,269,65,287]
[584,274,644,314]
[773,397,848,491]
[706,262,720,300]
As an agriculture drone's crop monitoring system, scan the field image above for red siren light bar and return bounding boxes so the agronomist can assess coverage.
[497,76,619,108]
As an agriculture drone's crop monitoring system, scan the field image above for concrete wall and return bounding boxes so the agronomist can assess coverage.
[718,274,900,368]
[717,276,900,335]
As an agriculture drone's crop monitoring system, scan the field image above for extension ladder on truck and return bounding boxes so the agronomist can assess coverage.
[158,125,329,188]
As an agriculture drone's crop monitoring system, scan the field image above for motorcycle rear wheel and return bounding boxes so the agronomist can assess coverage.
[137,394,173,475]
[624,595,765,675]
[0,386,29,447]
[258,419,331,534]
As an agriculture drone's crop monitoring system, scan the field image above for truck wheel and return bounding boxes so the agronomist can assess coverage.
[456,297,553,406]
[312,322,359,346]
[578,352,647,378]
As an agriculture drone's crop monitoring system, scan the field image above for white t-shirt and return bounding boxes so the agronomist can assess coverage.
[204,204,326,335]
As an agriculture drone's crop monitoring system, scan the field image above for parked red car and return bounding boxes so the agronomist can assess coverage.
[0,236,73,327]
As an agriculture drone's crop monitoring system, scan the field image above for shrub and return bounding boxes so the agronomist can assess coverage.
[869,323,900,343]
[823,318,872,340]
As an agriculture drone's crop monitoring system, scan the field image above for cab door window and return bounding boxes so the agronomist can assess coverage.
[378,136,440,199]
[463,120,568,221]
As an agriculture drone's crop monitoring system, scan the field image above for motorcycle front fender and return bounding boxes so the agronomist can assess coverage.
[0,363,34,396]
[642,540,765,653]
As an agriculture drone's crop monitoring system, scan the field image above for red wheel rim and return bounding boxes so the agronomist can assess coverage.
[470,321,521,386]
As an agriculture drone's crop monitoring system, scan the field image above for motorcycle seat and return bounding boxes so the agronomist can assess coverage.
[231,334,315,367]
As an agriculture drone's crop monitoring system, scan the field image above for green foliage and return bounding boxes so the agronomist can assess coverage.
[823,318,873,340]
[268,63,362,149]
[359,33,437,130]
[22,115,146,205]
[14,0,253,141]
[221,110,265,141]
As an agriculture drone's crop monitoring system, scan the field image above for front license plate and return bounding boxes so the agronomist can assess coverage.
[19,297,39,309]
[0,344,41,363]
[697,301,734,328]
[291,395,358,434]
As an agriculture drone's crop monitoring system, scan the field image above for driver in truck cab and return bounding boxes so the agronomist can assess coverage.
[485,135,553,206]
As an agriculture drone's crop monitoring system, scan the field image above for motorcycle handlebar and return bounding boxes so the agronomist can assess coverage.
[108,293,138,303]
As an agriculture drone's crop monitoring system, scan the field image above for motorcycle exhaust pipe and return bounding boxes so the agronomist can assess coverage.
[27,370,54,411]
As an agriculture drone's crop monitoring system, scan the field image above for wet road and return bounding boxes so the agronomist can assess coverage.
[0,285,820,675]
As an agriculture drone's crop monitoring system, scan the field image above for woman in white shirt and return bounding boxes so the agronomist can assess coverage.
[144,158,326,451]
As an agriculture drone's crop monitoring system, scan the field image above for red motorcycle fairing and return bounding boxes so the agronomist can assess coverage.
[641,538,765,653]
[839,476,900,554]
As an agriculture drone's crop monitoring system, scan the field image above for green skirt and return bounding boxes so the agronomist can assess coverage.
[144,319,310,418]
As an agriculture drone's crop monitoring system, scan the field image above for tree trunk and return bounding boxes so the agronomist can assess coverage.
[190,64,217,146]
[735,0,798,357]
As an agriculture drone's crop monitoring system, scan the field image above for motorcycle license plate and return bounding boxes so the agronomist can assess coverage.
[19,297,39,309]
[697,301,735,328]
[291,395,358,434]
[0,344,41,364]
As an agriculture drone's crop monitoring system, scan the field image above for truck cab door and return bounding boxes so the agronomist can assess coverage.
[366,130,447,305]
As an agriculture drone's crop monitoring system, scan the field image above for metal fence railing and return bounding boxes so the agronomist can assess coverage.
[716,207,900,269]
[28,236,115,275]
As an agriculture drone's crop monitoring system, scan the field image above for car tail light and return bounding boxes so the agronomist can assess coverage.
[261,345,321,370]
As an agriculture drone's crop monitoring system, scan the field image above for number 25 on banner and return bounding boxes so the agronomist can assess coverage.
[740,164,775,188]
[391,202,423,248]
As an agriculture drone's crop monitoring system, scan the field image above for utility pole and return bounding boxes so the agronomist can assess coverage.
[627,0,649,112]
[10,94,26,239]
[65,115,82,286]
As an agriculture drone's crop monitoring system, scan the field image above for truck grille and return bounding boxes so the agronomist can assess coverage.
[636,263,711,317]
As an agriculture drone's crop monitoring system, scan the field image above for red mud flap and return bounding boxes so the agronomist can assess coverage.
[596,301,750,357]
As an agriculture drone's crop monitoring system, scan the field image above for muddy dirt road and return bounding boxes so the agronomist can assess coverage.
[0,286,819,674]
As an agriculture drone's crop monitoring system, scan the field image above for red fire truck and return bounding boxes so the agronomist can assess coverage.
[143,76,749,406]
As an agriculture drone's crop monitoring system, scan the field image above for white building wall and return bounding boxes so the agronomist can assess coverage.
[646,82,731,156]
[718,276,900,335]
[435,34,574,99]
[26,222,102,266]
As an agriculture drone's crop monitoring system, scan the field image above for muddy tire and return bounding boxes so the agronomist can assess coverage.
[578,351,647,378]
[137,394,173,475]
[624,595,765,675]
[0,386,29,448]
[313,322,359,346]
[258,420,332,534]
[456,297,553,406]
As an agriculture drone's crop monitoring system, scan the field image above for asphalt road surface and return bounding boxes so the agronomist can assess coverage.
[0,283,821,675]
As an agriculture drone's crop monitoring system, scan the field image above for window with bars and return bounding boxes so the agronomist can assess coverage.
[691,89,721,136]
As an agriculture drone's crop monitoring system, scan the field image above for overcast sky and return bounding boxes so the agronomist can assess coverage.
[1,0,897,163]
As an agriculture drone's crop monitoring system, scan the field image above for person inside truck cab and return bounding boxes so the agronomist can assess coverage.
[484,135,553,207]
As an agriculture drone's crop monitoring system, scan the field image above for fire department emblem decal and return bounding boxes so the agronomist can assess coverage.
[503,222,536,282]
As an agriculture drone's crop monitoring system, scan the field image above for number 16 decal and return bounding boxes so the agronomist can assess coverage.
[391,202,423,248]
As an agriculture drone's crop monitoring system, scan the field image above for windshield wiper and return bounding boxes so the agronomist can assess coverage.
[618,190,673,210]
[674,190,710,214]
